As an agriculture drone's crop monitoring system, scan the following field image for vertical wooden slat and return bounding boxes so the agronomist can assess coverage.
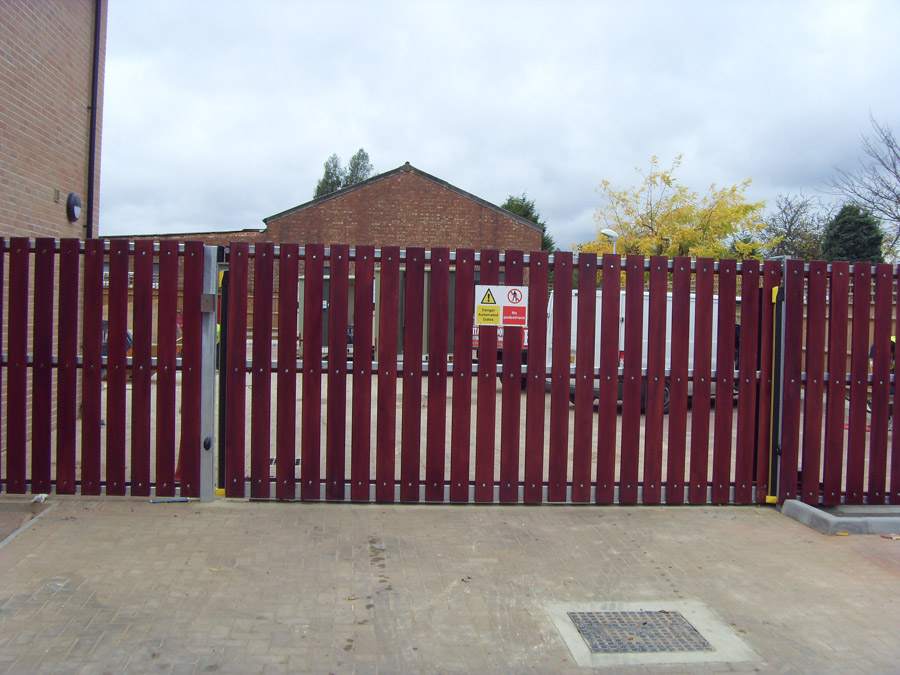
[224,242,249,497]
[711,259,737,504]
[0,239,4,491]
[548,252,573,502]
[155,241,178,496]
[823,262,849,505]
[475,250,500,502]
[105,239,129,495]
[450,250,475,502]
[7,239,29,493]
[892,264,900,505]
[867,263,893,504]
[571,252,596,503]
[756,261,782,503]
[689,258,714,504]
[798,261,827,504]
[56,239,80,494]
[276,244,300,500]
[350,245,375,502]
[524,251,549,504]
[375,246,400,502]
[596,254,621,504]
[130,241,153,496]
[666,257,691,504]
[734,259,760,504]
[31,239,54,493]
[499,250,525,503]
[778,259,805,503]
[400,247,425,502]
[619,255,644,504]
[250,243,274,499]
[425,247,450,502]
[301,243,325,500]
[326,244,350,500]
[845,263,871,504]
[180,241,204,498]
[642,256,667,504]
[81,240,104,495]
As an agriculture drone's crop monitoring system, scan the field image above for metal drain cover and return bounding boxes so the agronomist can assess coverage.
[545,601,757,667]
[567,610,713,654]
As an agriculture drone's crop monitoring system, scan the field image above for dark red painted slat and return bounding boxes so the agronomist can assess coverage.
[822,262,849,505]
[867,263,893,504]
[276,244,300,500]
[425,247,450,502]
[666,257,691,504]
[301,243,325,500]
[548,251,573,502]
[475,250,500,503]
[0,239,3,491]
[755,261,782,503]
[130,241,153,496]
[375,246,400,502]
[689,258,714,504]
[56,239,80,494]
[778,259,805,503]
[399,247,425,502]
[350,245,375,502]
[892,265,900,505]
[800,261,827,504]
[224,242,249,497]
[619,255,644,504]
[155,241,178,497]
[6,239,28,493]
[596,254,621,504]
[179,241,204,498]
[845,263,871,504]
[734,260,760,504]
[251,243,274,499]
[106,240,129,495]
[326,244,350,501]
[524,251,549,504]
[499,250,525,503]
[571,252,596,503]
[31,239,54,494]
[642,256,667,504]
[450,250,475,503]
[81,240,104,495]
[711,259,737,504]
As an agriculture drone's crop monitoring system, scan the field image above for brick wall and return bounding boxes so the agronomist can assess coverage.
[0,0,107,239]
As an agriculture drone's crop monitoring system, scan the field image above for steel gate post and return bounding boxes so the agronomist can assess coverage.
[199,245,219,501]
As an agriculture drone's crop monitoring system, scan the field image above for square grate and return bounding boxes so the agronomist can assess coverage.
[567,610,714,654]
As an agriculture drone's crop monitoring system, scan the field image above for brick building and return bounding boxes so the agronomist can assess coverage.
[0,0,108,239]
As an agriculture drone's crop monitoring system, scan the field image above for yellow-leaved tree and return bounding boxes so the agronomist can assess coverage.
[578,155,766,259]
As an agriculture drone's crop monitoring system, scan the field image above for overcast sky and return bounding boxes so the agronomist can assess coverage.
[99,0,900,249]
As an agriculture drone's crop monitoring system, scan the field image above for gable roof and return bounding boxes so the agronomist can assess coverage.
[263,162,542,233]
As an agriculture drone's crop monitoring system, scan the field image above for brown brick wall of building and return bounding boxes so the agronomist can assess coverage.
[266,169,542,252]
[0,0,107,240]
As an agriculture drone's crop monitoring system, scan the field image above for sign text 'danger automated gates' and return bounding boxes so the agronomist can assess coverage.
[474,285,529,327]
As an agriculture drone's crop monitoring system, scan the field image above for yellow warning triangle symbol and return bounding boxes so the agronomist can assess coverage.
[481,288,497,305]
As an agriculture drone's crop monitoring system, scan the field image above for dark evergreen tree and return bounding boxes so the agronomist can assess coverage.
[821,204,884,263]
[501,192,557,251]
[313,149,374,199]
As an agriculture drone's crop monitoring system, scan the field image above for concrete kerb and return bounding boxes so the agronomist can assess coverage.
[780,498,900,535]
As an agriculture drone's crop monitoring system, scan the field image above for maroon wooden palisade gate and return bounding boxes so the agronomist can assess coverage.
[1,238,898,506]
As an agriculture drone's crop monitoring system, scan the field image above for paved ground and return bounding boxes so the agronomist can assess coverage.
[0,496,898,673]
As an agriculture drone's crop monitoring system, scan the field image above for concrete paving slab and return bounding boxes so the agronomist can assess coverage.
[0,496,898,673]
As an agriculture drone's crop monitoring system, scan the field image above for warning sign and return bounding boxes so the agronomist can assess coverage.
[474,285,529,327]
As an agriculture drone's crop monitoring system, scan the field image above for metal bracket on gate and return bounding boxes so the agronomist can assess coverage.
[200,293,216,313]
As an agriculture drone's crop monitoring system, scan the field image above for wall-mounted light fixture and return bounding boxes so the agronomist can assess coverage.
[66,192,82,223]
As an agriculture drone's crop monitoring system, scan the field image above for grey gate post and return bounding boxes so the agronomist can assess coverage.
[199,245,219,501]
